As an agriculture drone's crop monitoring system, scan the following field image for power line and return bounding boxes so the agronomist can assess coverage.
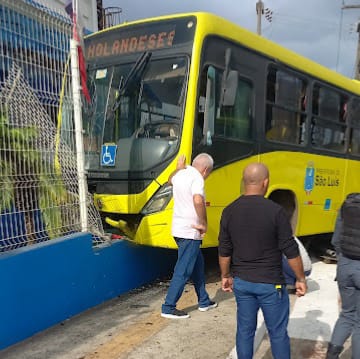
[264,8,273,23]
[336,1,345,71]
[256,0,264,35]
[274,13,342,28]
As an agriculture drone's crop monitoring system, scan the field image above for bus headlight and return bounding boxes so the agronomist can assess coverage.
[141,184,173,215]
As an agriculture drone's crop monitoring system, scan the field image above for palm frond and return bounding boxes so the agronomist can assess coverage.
[38,196,63,239]
[0,111,71,242]
[0,159,14,212]
[9,126,38,142]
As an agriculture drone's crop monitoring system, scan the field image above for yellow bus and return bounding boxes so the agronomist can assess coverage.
[60,12,360,249]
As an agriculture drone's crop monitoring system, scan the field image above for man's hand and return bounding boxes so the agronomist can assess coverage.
[295,280,307,297]
[176,154,186,170]
[191,223,207,237]
[219,256,232,292]
[168,154,187,185]
[221,277,233,292]
[287,256,307,297]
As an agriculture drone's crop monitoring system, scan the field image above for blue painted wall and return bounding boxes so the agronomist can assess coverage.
[0,233,176,350]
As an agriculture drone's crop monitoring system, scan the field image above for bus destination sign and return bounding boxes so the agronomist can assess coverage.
[85,17,196,60]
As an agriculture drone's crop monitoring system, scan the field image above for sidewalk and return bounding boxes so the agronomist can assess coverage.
[0,258,350,359]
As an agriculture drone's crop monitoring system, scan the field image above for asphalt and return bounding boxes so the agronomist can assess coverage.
[0,256,351,359]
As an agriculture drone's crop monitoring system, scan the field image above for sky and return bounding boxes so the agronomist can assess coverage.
[102,0,360,79]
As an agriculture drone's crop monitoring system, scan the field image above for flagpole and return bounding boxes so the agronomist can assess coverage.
[70,7,88,232]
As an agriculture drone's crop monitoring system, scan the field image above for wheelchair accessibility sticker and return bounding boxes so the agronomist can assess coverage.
[101,144,117,166]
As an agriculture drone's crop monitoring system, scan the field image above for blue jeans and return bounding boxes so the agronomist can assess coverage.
[282,256,311,285]
[161,238,211,314]
[330,255,360,358]
[233,277,290,359]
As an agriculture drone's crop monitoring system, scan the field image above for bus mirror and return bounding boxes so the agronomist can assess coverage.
[218,47,232,109]
[223,70,239,107]
[203,66,216,145]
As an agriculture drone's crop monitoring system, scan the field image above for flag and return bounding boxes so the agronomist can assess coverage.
[77,40,91,103]
[65,0,73,18]
[65,0,91,103]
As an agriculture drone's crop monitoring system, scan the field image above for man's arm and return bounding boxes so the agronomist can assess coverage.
[287,256,307,297]
[168,154,186,185]
[219,255,233,292]
[192,194,207,236]
[218,210,233,292]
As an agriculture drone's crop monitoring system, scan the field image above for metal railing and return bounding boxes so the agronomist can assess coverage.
[99,6,122,30]
[0,0,105,252]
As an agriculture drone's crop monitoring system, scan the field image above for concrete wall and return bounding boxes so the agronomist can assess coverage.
[0,233,176,350]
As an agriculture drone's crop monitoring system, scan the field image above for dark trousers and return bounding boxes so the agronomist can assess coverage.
[330,255,360,358]
[282,256,311,285]
[161,238,211,314]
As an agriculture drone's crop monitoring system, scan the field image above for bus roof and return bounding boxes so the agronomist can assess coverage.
[87,12,360,95]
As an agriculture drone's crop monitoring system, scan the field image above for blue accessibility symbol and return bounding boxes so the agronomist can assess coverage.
[101,144,117,167]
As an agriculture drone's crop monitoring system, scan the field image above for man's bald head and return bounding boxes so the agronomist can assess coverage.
[192,153,214,179]
[242,163,269,195]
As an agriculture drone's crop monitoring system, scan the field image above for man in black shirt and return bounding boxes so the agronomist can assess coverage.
[218,163,307,359]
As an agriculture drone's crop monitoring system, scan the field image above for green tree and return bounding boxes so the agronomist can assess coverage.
[0,111,67,246]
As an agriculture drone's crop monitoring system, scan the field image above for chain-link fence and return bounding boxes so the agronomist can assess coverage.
[0,0,106,252]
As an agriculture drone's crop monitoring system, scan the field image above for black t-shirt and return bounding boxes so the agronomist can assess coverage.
[218,195,300,284]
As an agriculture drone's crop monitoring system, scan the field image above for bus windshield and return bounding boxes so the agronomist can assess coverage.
[83,56,187,173]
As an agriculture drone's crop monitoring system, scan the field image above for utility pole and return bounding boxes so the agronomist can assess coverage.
[256,0,264,35]
[355,22,360,80]
[342,3,360,79]
[256,1,273,36]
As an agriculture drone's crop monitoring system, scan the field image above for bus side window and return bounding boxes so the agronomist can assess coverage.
[193,39,256,164]
[194,66,217,146]
[195,95,206,144]
[318,88,340,120]
[351,129,360,155]
[266,68,306,145]
[215,73,252,141]
[347,97,360,155]
[311,86,347,152]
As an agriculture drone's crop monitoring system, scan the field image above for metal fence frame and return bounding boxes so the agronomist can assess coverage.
[0,0,105,252]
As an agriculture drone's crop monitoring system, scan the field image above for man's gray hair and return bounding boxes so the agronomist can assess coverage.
[192,153,214,169]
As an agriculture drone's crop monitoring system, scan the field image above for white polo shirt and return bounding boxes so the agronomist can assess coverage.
[171,165,205,240]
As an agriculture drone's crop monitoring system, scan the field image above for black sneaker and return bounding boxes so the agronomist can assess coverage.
[198,301,218,312]
[161,309,190,319]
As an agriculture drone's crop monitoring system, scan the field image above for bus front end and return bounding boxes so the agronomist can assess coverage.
[80,16,197,248]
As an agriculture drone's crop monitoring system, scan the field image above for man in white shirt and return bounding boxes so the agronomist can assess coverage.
[161,153,217,319]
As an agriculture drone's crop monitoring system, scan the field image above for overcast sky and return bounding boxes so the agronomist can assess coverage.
[102,0,360,79]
